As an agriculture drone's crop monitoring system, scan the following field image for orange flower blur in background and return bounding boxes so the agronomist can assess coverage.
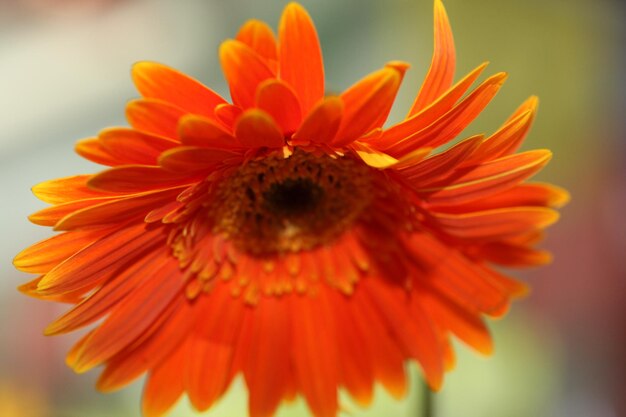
[14,1,567,417]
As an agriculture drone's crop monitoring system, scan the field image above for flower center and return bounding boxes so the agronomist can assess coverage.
[210,149,373,256]
[263,178,324,216]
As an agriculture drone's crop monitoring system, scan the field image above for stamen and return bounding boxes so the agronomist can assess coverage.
[209,149,373,255]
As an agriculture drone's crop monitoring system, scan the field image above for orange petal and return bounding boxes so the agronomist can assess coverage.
[18,276,84,304]
[71,257,182,373]
[351,286,407,399]
[75,138,120,166]
[185,340,234,411]
[478,265,530,300]
[419,291,493,355]
[44,249,164,335]
[53,187,186,231]
[432,182,571,213]
[384,72,507,157]
[330,292,374,406]
[333,64,406,147]
[408,0,456,115]
[291,96,343,145]
[278,2,324,114]
[98,128,178,166]
[291,290,338,417]
[13,229,107,274]
[88,165,201,193]
[185,287,243,411]
[159,146,241,173]
[400,135,483,182]
[36,223,164,296]
[29,197,115,227]
[178,115,241,149]
[32,175,107,204]
[417,150,552,205]
[220,39,275,109]
[351,142,399,169]
[142,345,185,417]
[363,279,444,390]
[234,109,285,148]
[246,298,291,417]
[132,62,226,117]
[430,207,560,241]
[376,62,487,147]
[405,233,509,316]
[462,97,538,166]
[255,79,302,135]
[214,103,243,130]
[126,99,186,140]
[97,300,194,392]
[145,199,185,223]
[236,20,278,63]
[475,242,552,267]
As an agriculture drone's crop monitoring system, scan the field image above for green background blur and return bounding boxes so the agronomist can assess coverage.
[1,0,623,416]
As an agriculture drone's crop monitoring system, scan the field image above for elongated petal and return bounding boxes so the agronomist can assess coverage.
[292,290,338,417]
[351,286,407,398]
[330,291,374,406]
[235,109,285,148]
[417,150,552,205]
[32,175,106,204]
[97,301,194,392]
[405,233,510,315]
[256,79,302,134]
[44,250,164,335]
[88,165,200,193]
[431,207,559,241]
[432,182,571,213]
[462,97,538,166]
[419,290,493,355]
[291,97,343,145]
[71,257,182,372]
[29,197,116,227]
[142,345,186,417]
[178,115,240,148]
[36,223,164,295]
[98,128,178,166]
[75,138,120,166]
[132,62,226,117]
[54,187,186,231]
[377,63,487,147]
[384,73,507,156]
[126,99,186,139]
[159,146,240,173]
[400,135,483,182]
[246,298,291,417]
[278,3,324,114]
[333,64,406,147]
[352,142,399,169]
[409,0,455,115]
[13,229,107,274]
[475,242,552,267]
[214,103,243,129]
[236,20,278,63]
[185,287,243,411]
[220,39,275,109]
[363,279,444,390]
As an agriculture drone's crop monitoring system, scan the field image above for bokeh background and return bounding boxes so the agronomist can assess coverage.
[1,0,624,416]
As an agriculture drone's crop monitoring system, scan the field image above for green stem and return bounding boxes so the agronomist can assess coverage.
[422,380,434,417]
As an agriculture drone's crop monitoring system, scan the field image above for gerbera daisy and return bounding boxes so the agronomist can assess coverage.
[14,1,568,416]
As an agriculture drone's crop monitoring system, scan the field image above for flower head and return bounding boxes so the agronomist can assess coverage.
[15,1,568,417]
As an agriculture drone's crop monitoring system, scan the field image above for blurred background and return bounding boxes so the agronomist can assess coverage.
[0,0,623,416]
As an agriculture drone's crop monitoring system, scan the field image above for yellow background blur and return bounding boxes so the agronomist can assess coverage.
[1,0,623,416]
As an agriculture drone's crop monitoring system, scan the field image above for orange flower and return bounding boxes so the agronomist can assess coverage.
[15,1,568,417]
